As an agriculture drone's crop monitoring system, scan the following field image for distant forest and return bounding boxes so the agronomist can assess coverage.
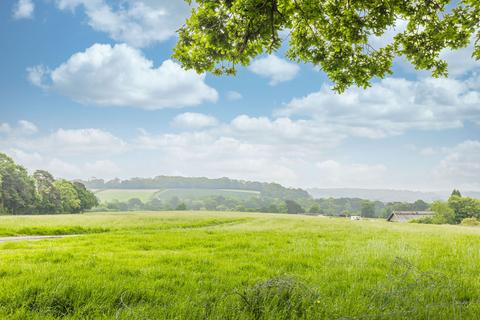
[0,153,97,215]
[95,192,431,218]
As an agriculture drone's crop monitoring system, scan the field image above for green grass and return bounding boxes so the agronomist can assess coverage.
[94,189,161,203]
[95,189,260,203]
[94,188,260,203]
[153,188,260,201]
[0,211,480,319]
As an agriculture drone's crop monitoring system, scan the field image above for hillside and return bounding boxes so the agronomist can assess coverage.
[94,188,261,203]
[81,176,310,200]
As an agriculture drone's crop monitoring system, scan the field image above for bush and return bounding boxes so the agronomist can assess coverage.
[460,217,480,226]
[409,217,434,224]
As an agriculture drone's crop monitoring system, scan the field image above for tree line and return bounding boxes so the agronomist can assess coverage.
[0,153,98,215]
[416,190,480,225]
[95,192,432,218]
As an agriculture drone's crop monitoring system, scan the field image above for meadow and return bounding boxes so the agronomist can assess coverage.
[94,188,260,203]
[1,211,480,319]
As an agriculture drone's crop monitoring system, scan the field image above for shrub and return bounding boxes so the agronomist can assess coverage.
[460,217,480,226]
[409,217,434,224]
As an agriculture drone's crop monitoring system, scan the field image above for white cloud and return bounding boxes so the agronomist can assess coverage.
[55,0,189,47]
[42,128,126,154]
[7,149,81,178]
[27,65,50,89]
[440,39,479,78]
[0,120,37,136]
[249,55,300,85]
[18,120,38,135]
[278,76,480,138]
[0,123,12,134]
[226,91,243,101]
[135,130,300,184]
[12,0,34,19]
[172,112,218,129]
[434,140,480,189]
[0,121,126,156]
[7,148,121,179]
[315,160,387,188]
[29,43,218,110]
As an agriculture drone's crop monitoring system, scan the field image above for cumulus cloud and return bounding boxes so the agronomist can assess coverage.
[135,130,301,184]
[27,65,50,89]
[434,140,480,189]
[172,113,218,129]
[12,0,34,19]
[0,120,126,156]
[7,149,121,179]
[18,120,38,135]
[440,40,480,78]
[278,76,480,138]
[55,0,189,47]
[249,55,300,85]
[7,149,82,178]
[0,120,37,136]
[40,128,126,154]
[28,43,218,110]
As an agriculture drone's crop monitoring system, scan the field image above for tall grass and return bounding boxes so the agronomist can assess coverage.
[0,211,479,319]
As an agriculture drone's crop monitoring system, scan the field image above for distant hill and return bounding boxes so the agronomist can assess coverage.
[80,176,310,200]
[307,188,480,202]
[94,188,261,203]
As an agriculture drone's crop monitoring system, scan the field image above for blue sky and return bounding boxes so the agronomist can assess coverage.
[1,0,479,191]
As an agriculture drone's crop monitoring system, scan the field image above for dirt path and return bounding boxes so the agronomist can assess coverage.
[0,235,71,243]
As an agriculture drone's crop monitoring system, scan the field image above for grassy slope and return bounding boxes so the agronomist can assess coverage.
[0,212,479,319]
[94,189,161,203]
[94,188,260,203]
[153,188,260,201]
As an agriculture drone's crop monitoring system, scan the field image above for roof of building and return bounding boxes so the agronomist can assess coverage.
[386,211,434,222]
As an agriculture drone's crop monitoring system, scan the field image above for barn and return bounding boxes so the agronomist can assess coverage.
[386,211,434,222]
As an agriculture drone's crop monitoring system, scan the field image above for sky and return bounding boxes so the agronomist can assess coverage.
[1,0,479,191]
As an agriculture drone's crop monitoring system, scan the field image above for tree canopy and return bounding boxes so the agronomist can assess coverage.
[174,0,479,91]
[0,153,98,215]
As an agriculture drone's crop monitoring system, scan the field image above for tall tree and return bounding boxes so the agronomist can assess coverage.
[361,200,375,217]
[54,180,81,213]
[431,201,456,224]
[73,182,99,212]
[448,195,480,223]
[451,189,462,197]
[0,153,37,214]
[174,0,479,92]
[285,199,304,214]
[33,170,62,214]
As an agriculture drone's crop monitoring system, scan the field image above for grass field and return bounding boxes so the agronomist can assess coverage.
[1,211,480,319]
[94,188,260,203]
[94,189,161,203]
[153,188,260,201]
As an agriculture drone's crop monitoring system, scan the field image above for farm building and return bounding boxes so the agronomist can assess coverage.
[386,211,434,222]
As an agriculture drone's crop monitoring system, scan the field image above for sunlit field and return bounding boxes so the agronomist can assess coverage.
[1,211,480,319]
[94,188,261,204]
